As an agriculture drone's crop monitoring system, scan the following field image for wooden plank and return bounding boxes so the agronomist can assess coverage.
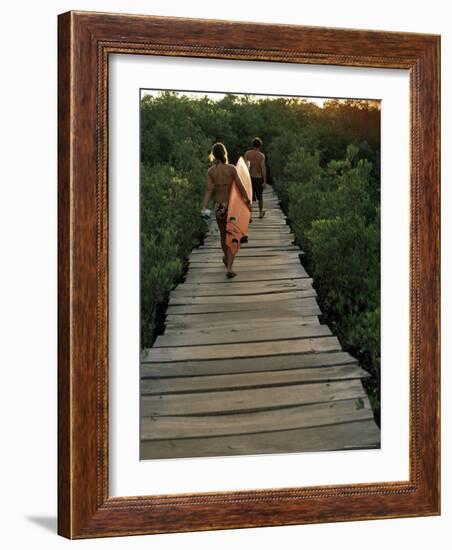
[191,247,298,255]
[172,279,313,295]
[162,310,320,328]
[246,225,289,229]
[169,288,317,310]
[205,232,291,239]
[140,351,356,376]
[204,233,289,242]
[202,243,295,249]
[205,235,292,242]
[168,289,316,306]
[243,234,292,239]
[140,397,374,438]
[140,419,380,458]
[248,212,286,217]
[243,217,287,223]
[245,225,289,229]
[167,296,320,316]
[165,311,320,330]
[243,227,292,233]
[141,364,369,395]
[204,238,294,245]
[189,249,300,257]
[189,256,301,264]
[190,260,304,267]
[243,231,292,236]
[185,269,306,278]
[165,313,320,334]
[185,265,305,276]
[203,239,294,247]
[202,244,296,250]
[178,278,312,288]
[141,379,367,416]
[251,211,282,215]
[165,296,319,314]
[188,262,302,272]
[185,270,310,284]
[143,335,341,362]
[155,322,331,348]
[187,254,301,262]
[188,257,303,265]
[190,254,300,262]
[184,270,309,284]
[200,232,294,238]
[245,231,291,235]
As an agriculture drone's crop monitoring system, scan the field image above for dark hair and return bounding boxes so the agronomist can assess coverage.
[209,142,228,163]
[252,137,262,148]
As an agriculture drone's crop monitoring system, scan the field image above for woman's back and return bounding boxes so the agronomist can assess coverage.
[208,162,236,204]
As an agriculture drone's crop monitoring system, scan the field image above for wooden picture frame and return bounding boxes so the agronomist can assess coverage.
[58,10,440,539]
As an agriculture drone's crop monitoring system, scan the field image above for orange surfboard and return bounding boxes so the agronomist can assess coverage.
[225,157,253,257]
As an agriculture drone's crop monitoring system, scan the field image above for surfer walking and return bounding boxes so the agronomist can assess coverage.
[202,142,251,279]
[244,137,267,219]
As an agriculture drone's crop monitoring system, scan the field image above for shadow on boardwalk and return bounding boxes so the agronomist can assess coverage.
[140,187,380,459]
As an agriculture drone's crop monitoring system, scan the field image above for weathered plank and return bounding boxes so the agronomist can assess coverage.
[143,335,341,362]
[140,397,373,439]
[189,252,300,261]
[174,280,313,296]
[165,310,319,332]
[141,364,369,395]
[196,235,293,243]
[249,217,285,222]
[187,255,301,264]
[191,247,298,256]
[201,240,295,248]
[168,289,316,306]
[198,236,295,242]
[154,322,331,348]
[202,240,294,248]
[189,259,301,267]
[141,350,357,376]
[242,228,292,234]
[165,296,319,314]
[172,282,312,296]
[140,419,380,458]
[187,258,307,272]
[245,223,288,228]
[165,312,320,334]
[243,232,293,238]
[184,270,309,284]
[141,379,367,416]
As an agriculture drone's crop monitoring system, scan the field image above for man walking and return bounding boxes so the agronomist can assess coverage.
[244,137,267,219]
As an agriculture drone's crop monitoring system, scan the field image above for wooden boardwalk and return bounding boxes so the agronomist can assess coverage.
[141,187,380,459]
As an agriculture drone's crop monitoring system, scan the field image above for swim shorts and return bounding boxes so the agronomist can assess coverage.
[251,176,264,202]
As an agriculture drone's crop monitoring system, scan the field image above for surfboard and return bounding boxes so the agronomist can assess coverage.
[225,157,253,257]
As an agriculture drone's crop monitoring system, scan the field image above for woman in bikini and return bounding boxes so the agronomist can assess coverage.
[201,142,251,279]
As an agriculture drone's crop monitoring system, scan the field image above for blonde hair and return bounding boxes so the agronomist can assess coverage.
[209,142,228,164]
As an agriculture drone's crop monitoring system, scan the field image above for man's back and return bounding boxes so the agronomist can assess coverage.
[244,149,265,178]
